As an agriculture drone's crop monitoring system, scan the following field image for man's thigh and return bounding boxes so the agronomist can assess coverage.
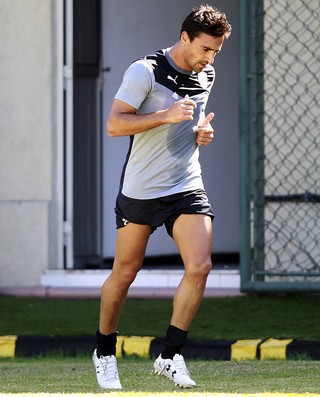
[113,222,152,271]
[172,214,213,268]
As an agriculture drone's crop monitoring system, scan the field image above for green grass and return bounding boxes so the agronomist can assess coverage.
[1,295,320,340]
[1,295,319,396]
[0,356,320,395]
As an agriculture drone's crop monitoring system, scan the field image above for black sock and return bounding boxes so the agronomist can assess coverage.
[161,325,188,359]
[96,330,118,357]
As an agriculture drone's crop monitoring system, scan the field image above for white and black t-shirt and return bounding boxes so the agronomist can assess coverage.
[115,48,215,200]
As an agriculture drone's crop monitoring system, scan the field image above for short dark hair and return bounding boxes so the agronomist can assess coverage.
[181,4,232,41]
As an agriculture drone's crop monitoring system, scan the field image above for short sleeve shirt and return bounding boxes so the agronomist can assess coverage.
[115,48,215,199]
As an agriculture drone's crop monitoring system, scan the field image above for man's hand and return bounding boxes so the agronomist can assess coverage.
[164,94,197,124]
[196,112,215,146]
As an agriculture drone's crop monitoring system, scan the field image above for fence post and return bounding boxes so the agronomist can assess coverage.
[239,0,252,289]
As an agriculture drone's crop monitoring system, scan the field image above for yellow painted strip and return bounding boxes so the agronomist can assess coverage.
[260,338,293,360]
[116,336,125,358]
[231,339,262,361]
[123,336,155,358]
[0,335,17,357]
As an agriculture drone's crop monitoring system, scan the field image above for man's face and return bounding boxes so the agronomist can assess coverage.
[181,31,224,73]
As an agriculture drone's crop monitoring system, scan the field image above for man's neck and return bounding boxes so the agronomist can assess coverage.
[168,42,190,72]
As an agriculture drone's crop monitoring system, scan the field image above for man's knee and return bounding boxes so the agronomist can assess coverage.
[185,259,212,279]
[112,259,141,286]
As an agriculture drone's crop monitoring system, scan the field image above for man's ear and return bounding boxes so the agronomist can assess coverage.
[181,31,190,45]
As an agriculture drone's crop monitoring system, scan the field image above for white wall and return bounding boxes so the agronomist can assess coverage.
[102,0,239,258]
[0,0,63,286]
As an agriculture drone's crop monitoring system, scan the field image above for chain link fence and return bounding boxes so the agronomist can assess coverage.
[240,0,320,292]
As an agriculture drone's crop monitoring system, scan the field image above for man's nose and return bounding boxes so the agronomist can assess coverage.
[209,53,217,64]
[206,53,215,65]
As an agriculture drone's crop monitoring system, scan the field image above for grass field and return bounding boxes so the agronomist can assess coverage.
[1,294,320,340]
[1,356,320,396]
[1,295,320,396]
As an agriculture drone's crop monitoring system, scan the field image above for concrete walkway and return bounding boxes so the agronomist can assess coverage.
[0,286,243,299]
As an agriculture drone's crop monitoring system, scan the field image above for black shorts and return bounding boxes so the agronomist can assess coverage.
[115,189,214,238]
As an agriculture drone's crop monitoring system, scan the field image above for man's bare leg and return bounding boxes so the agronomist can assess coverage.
[99,223,152,334]
[93,223,152,390]
[171,214,213,330]
[153,214,212,387]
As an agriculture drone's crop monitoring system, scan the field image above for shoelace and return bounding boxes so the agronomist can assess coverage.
[159,357,190,377]
[99,356,119,381]
[171,357,191,377]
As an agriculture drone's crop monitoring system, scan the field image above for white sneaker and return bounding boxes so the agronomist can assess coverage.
[154,354,196,388]
[92,349,122,389]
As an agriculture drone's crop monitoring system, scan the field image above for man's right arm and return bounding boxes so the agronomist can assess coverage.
[107,97,197,137]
